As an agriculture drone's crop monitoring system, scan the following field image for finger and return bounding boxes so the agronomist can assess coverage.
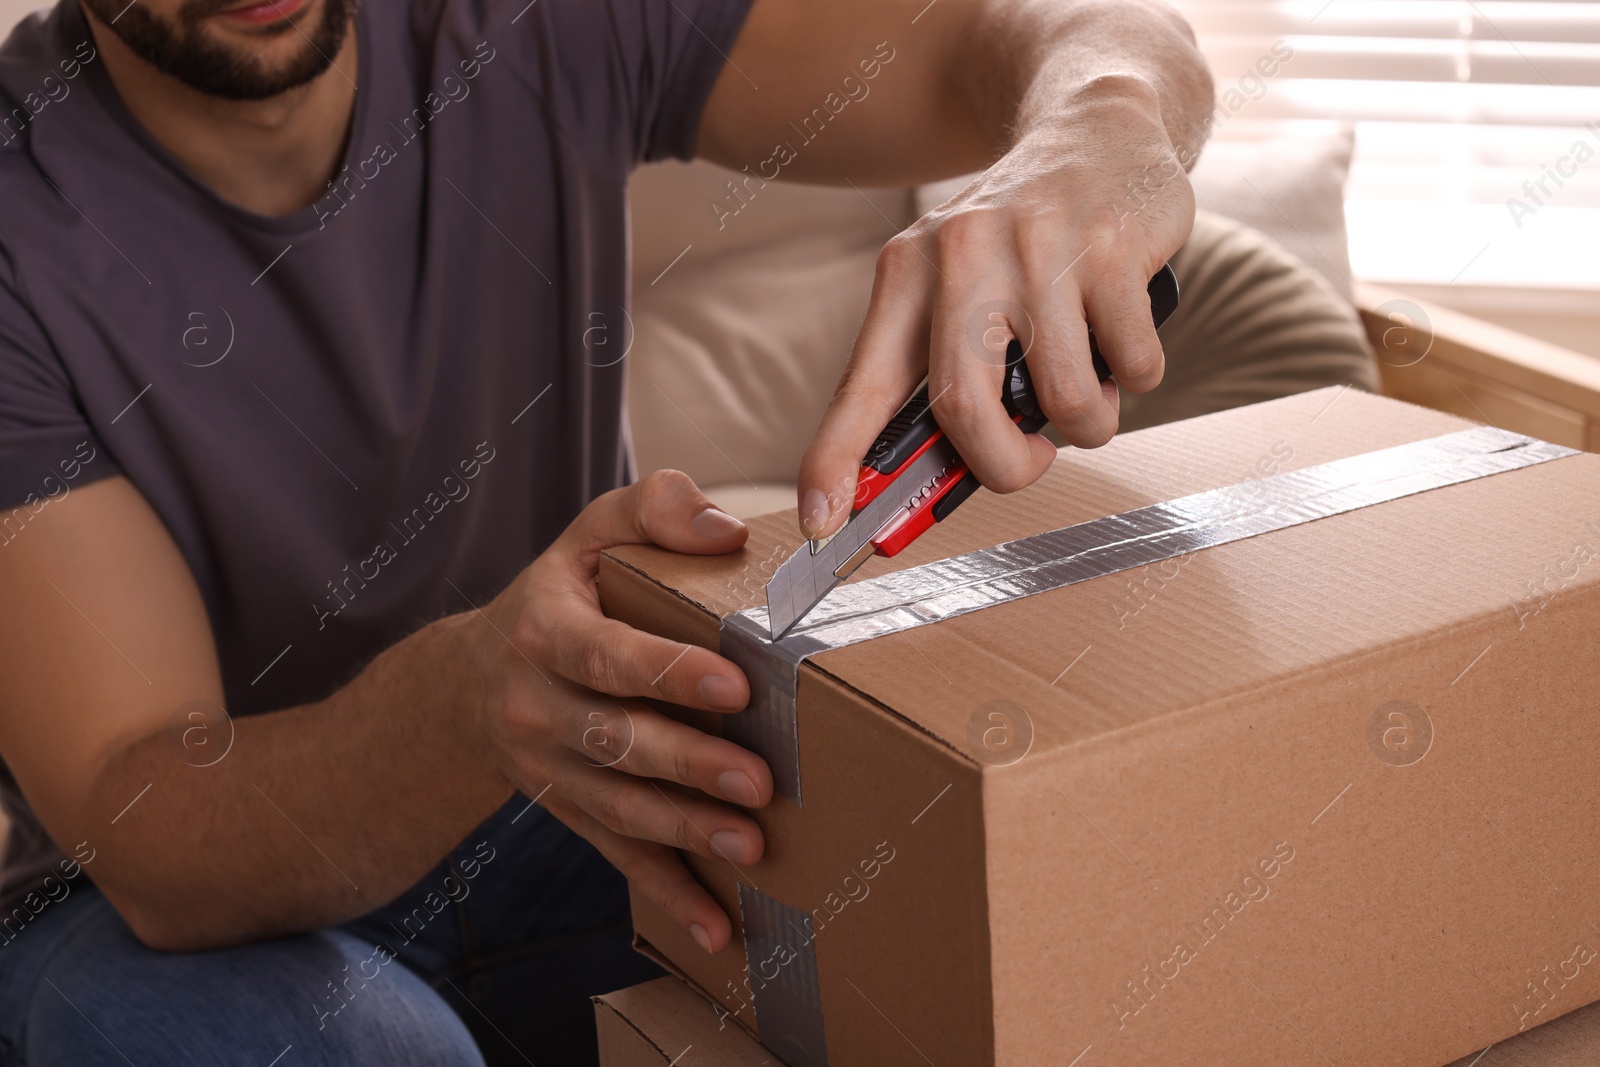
[796,234,933,539]
[570,703,772,808]
[1026,278,1120,449]
[1082,266,1166,395]
[564,469,748,559]
[542,797,734,953]
[1023,430,1060,472]
[556,755,765,866]
[544,609,750,712]
[926,249,1041,493]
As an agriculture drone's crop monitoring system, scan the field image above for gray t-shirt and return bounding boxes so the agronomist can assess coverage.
[0,0,751,908]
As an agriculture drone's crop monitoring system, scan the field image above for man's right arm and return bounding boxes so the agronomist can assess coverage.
[0,471,770,953]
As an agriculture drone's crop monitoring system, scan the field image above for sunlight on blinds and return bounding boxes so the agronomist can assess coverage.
[1173,0,1600,289]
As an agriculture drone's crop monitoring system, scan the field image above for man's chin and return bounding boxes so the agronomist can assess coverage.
[87,0,354,100]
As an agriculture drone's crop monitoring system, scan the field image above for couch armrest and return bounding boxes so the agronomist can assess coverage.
[1356,281,1600,452]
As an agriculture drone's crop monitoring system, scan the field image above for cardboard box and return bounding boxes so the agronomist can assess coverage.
[1446,997,1600,1067]
[595,974,1600,1067]
[599,388,1600,1066]
[596,977,781,1067]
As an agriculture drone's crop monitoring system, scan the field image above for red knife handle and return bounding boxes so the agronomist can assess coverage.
[866,458,967,556]
[870,355,1063,556]
[855,264,1179,548]
[852,355,1058,514]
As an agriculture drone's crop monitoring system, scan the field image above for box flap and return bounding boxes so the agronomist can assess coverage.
[596,977,783,1066]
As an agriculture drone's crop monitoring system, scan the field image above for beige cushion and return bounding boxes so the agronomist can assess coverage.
[626,162,912,501]
[627,135,1375,518]
[1125,209,1377,432]
[1186,128,1357,300]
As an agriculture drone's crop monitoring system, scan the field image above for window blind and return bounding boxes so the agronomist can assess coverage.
[1171,0,1600,289]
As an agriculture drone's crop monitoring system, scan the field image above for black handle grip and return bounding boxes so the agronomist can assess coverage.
[864,381,936,476]
[869,264,1180,475]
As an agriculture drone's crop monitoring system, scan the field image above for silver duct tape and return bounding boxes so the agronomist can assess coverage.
[720,614,827,806]
[738,882,829,1067]
[719,426,1578,803]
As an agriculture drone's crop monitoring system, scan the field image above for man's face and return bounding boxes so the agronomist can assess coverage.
[81,0,358,101]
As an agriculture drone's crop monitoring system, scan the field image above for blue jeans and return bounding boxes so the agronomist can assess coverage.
[0,799,662,1066]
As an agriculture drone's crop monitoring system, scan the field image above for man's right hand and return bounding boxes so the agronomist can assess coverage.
[463,469,771,955]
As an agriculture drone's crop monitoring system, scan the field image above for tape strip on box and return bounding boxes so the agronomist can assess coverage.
[719,426,1577,806]
[737,882,830,1067]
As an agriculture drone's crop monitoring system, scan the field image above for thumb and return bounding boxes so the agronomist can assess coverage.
[568,469,748,556]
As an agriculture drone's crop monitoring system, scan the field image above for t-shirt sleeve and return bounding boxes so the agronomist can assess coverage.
[0,249,120,512]
[523,0,755,165]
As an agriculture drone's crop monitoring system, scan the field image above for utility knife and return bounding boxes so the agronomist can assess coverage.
[763,264,1180,640]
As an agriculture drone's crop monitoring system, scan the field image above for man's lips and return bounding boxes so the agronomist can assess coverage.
[216,0,307,24]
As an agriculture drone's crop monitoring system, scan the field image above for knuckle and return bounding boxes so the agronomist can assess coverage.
[1063,407,1119,449]
[549,624,584,675]
[875,234,920,280]
[604,838,668,889]
[650,468,695,495]
[578,639,622,694]
[1013,225,1064,281]
[634,469,681,517]
[579,711,617,763]
[932,209,990,259]
[827,355,879,411]
[1075,420,1118,449]
[1033,366,1093,426]
[1082,231,1131,267]
[672,747,695,788]
[512,617,549,665]
[978,456,1034,495]
[672,816,698,854]
[930,377,986,428]
[492,690,541,742]
[1115,339,1164,383]
[590,787,628,834]
[1034,370,1115,449]
[579,485,628,531]
[611,845,654,884]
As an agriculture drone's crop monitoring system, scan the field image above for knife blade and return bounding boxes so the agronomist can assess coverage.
[764,432,960,639]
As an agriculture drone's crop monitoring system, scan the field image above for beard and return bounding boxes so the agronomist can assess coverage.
[81,0,359,100]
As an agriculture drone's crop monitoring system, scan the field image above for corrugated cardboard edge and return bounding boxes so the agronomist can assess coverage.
[1445,995,1600,1066]
[596,976,784,1066]
[596,997,672,1067]
[631,931,725,1008]
[596,973,1600,1067]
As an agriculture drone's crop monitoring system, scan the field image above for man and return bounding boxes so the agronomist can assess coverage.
[0,0,1210,1059]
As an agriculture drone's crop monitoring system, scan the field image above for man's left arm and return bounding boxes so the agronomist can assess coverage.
[694,0,1214,536]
